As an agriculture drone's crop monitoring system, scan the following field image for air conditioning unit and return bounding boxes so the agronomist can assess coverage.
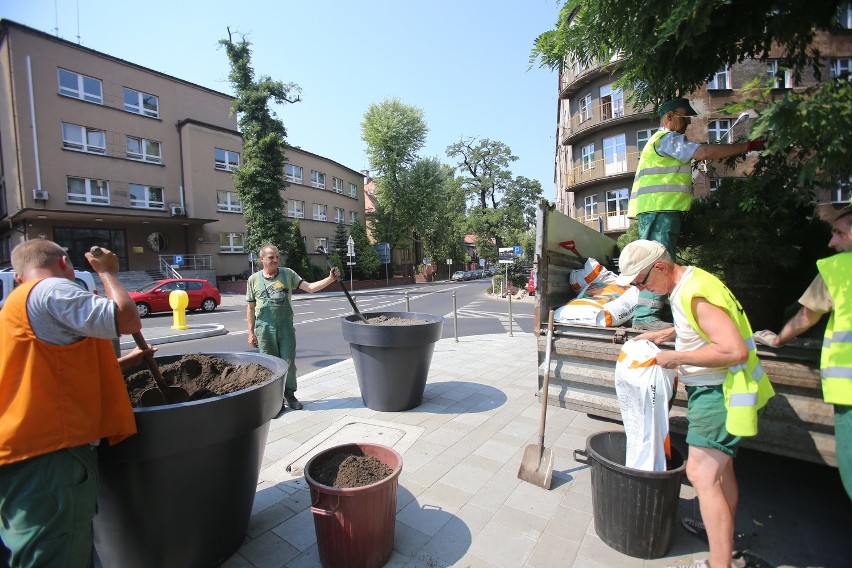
[33,189,49,201]
[170,205,185,217]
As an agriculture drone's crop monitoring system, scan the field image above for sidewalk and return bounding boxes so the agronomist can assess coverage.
[211,333,850,568]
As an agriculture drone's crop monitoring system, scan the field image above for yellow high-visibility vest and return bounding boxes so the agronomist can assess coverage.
[817,252,852,405]
[627,129,694,218]
[678,268,775,437]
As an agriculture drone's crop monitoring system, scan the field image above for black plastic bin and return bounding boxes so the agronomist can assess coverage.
[574,430,686,559]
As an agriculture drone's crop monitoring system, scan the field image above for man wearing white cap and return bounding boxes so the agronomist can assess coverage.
[616,240,774,568]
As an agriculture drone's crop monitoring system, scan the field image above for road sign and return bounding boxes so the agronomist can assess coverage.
[347,235,355,257]
[173,255,184,266]
[423,257,430,265]
[498,247,514,264]
[346,262,357,266]
[248,252,257,262]
[375,243,391,264]
[446,259,452,265]
[513,245,522,256]
[479,258,485,267]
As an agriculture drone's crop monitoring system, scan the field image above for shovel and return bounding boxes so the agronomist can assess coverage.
[518,309,555,489]
[89,247,190,406]
[315,246,368,323]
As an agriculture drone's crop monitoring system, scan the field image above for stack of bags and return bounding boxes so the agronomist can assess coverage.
[554,258,639,327]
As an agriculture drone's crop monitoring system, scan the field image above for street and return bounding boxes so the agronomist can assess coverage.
[141,280,535,377]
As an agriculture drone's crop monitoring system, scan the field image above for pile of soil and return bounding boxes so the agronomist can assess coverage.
[359,315,432,325]
[310,451,392,488]
[123,354,272,407]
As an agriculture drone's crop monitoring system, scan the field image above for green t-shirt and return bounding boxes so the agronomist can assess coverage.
[246,268,303,310]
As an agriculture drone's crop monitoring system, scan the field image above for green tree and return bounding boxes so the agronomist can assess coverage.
[220,29,301,253]
[361,98,428,249]
[349,220,381,279]
[446,137,543,254]
[331,221,349,258]
[530,0,845,108]
[416,165,468,276]
[282,219,312,278]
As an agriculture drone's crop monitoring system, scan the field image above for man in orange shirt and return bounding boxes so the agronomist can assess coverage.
[0,240,147,567]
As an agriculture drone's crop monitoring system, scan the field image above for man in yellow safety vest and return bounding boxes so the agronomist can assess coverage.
[616,239,774,568]
[754,208,852,500]
[628,97,765,331]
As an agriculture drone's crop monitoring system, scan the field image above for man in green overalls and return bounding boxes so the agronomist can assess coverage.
[247,243,339,411]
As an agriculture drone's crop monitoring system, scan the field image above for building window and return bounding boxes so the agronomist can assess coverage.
[581,143,595,171]
[350,211,357,224]
[128,184,164,209]
[311,170,326,189]
[766,61,793,89]
[314,237,328,252]
[833,177,852,204]
[707,66,730,90]
[285,164,303,183]
[313,203,328,221]
[708,119,732,143]
[600,85,624,120]
[123,87,159,118]
[61,123,106,154]
[709,178,722,192]
[126,136,162,163]
[219,233,244,253]
[578,93,592,122]
[289,200,305,218]
[215,148,240,171]
[603,134,627,175]
[58,69,102,104]
[333,177,344,193]
[349,183,357,198]
[829,58,852,79]
[217,190,242,212]
[583,194,597,218]
[334,207,345,223]
[840,3,852,29]
[605,188,629,230]
[66,176,109,205]
[636,128,659,152]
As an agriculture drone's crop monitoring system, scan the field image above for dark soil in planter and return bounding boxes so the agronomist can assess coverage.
[310,451,392,488]
[360,315,431,325]
[123,354,272,407]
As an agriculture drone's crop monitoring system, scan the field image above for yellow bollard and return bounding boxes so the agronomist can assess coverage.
[169,289,189,330]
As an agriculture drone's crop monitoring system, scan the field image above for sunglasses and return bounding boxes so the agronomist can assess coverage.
[630,266,654,288]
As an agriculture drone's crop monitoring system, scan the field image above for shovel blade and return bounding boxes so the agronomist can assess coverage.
[517,443,554,489]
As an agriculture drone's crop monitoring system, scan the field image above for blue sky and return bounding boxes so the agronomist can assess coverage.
[1,0,560,198]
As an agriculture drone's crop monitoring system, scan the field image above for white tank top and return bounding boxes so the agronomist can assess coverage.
[669,267,727,386]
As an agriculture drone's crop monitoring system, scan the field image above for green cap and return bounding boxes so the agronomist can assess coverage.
[659,97,697,117]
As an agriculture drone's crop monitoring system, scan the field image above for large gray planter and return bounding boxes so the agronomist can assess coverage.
[341,312,443,411]
[94,352,287,568]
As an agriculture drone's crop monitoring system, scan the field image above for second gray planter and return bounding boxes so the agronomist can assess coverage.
[341,312,443,411]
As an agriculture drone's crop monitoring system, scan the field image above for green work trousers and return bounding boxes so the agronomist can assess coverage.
[633,211,682,325]
[836,404,852,499]
[254,293,298,393]
[0,445,98,568]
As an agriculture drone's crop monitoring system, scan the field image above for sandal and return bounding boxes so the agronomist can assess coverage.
[681,516,708,543]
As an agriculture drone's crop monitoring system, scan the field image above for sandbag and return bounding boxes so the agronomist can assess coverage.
[553,284,638,327]
[615,339,676,471]
[569,257,617,292]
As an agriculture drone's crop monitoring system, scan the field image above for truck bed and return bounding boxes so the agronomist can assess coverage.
[532,201,832,466]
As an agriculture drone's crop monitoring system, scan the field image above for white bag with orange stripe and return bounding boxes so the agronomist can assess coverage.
[615,339,677,471]
[553,283,639,327]
[568,257,616,292]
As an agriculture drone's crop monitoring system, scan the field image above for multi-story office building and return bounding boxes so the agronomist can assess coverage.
[0,20,364,279]
[555,12,852,234]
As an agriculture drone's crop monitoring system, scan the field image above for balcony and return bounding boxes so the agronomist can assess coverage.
[566,151,641,189]
[561,101,654,145]
[576,210,631,234]
[559,54,624,97]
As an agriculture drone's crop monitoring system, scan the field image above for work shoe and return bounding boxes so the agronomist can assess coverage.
[634,319,673,331]
[284,393,303,411]
[681,516,708,543]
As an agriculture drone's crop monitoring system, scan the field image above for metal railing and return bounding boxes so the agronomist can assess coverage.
[567,151,641,186]
[561,101,654,141]
[157,254,213,278]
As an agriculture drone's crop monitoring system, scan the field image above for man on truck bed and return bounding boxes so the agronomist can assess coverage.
[753,208,852,500]
[616,240,774,568]
[627,97,765,330]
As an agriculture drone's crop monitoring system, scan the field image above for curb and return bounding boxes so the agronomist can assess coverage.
[120,324,227,349]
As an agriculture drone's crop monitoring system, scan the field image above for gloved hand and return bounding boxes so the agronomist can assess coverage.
[753,329,778,348]
[745,139,766,153]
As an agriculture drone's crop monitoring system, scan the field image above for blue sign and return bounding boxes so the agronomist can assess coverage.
[173,255,184,266]
[513,245,522,256]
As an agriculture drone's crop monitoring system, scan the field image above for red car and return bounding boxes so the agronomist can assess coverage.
[130,278,221,317]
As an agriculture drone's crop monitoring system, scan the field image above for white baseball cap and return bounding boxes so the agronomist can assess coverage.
[614,240,667,286]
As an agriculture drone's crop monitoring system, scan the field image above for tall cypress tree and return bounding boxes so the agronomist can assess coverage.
[220,29,300,254]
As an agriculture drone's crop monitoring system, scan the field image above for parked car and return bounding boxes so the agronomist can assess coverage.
[464,270,474,280]
[451,270,466,282]
[1,268,97,309]
[475,269,484,279]
[129,278,221,317]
